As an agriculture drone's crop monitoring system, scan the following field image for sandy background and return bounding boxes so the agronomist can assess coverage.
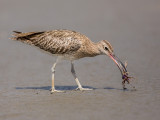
[0,0,160,120]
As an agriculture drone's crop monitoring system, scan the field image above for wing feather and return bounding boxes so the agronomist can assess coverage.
[13,30,82,54]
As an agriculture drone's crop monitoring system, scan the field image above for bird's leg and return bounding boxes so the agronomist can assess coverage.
[50,57,64,93]
[71,62,93,91]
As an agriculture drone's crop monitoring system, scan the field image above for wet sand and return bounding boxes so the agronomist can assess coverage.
[0,0,160,120]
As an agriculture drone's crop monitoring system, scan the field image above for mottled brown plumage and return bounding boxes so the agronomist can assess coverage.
[12,30,113,60]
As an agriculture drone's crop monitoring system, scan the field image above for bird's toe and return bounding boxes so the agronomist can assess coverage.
[75,87,93,91]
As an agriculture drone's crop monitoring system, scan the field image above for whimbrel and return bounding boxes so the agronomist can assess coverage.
[12,29,131,93]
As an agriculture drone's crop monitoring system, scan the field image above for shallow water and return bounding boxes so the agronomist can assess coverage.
[0,0,160,120]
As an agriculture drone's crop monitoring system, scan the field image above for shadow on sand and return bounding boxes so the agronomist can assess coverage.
[103,87,129,91]
[16,86,129,91]
[16,86,96,91]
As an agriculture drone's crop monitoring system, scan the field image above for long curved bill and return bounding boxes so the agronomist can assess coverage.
[109,54,127,76]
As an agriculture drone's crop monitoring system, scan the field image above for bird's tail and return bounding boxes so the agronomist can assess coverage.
[11,31,22,40]
[11,31,44,45]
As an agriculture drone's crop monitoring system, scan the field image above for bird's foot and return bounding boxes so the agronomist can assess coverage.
[75,87,93,91]
[50,88,65,94]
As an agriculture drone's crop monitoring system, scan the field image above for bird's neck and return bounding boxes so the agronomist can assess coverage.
[85,41,101,57]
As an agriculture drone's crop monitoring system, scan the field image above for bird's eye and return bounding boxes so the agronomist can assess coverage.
[105,47,108,51]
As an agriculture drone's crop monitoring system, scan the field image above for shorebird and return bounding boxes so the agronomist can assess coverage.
[12,29,130,93]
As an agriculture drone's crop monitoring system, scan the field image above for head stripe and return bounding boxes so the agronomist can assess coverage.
[103,40,113,52]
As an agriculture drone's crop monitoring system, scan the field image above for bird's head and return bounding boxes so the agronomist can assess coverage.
[98,40,128,77]
[98,40,114,56]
